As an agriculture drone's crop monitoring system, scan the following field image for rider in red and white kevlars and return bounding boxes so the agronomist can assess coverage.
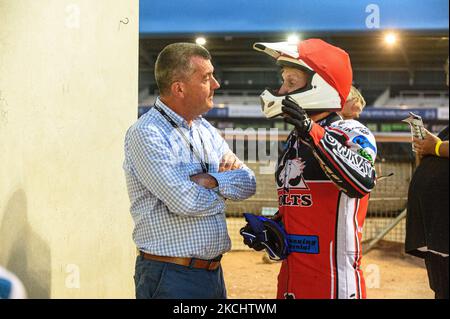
[253,39,377,299]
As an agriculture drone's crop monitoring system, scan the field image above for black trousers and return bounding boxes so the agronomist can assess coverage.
[425,253,449,299]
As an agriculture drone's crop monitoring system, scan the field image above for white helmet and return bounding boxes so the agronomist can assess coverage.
[253,39,353,118]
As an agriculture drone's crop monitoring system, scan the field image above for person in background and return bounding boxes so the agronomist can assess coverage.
[405,58,449,299]
[123,43,256,299]
[339,85,366,120]
[413,128,449,160]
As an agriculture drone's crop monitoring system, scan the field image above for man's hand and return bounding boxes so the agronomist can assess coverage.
[281,96,313,138]
[219,151,243,172]
[413,129,441,158]
[190,173,218,189]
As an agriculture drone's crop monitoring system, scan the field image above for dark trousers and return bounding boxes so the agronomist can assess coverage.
[134,255,227,299]
[425,253,449,299]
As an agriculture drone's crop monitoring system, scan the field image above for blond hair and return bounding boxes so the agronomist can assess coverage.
[347,86,366,108]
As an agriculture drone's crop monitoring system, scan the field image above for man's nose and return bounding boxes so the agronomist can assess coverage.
[278,84,289,95]
[211,76,220,90]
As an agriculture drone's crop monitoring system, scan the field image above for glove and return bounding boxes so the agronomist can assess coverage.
[281,96,313,138]
[239,211,281,251]
[240,213,289,260]
[240,224,266,251]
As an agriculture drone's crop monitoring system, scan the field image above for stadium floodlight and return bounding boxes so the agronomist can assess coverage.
[384,32,397,46]
[195,37,207,46]
[287,34,300,45]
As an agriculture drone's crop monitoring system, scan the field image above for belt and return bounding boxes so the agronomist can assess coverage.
[139,251,222,271]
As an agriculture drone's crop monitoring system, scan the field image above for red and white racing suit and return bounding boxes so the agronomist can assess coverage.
[276,113,377,299]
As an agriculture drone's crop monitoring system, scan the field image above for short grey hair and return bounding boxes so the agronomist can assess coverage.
[154,43,211,96]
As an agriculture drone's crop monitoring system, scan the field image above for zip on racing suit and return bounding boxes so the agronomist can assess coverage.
[276,113,377,299]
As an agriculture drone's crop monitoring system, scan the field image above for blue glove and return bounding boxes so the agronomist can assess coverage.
[240,213,289,260]
[240,223,266,251]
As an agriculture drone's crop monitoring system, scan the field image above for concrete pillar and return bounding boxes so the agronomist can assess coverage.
[0,0,139,298]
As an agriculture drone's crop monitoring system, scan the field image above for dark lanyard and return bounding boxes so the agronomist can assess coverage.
[154,104,209,173]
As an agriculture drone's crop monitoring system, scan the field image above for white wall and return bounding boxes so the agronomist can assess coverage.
[0,0,139,298]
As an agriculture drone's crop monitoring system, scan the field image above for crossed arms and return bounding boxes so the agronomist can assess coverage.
[127,126,256,217]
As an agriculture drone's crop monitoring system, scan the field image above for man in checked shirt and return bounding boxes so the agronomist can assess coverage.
[123,43,256,299]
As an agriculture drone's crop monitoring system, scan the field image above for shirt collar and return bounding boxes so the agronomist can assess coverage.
[155,97,192,129]
[318,112,341,127]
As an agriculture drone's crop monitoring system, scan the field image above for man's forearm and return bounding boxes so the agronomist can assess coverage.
[190,173,219,189]
[307,124,377,198]
[438,141,449,158]
[209,166,256,200]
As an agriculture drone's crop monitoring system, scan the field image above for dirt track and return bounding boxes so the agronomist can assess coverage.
[221,241,434,299]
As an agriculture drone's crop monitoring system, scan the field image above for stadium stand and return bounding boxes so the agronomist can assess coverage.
[138,1,448,249]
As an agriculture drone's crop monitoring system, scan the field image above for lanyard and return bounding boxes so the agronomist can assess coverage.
[154,104,209,173]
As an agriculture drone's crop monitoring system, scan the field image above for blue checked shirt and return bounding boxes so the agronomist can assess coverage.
[123,98,256,260]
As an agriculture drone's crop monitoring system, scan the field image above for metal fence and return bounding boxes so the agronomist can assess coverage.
[225,136,415,251]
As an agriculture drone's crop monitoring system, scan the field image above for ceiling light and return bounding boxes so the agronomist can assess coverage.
[384,33,397,45]
[287,34,300,44]
[195,37,206,46]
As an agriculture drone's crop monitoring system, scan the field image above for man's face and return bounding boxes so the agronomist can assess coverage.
[182,56,220,114]
[341,98,363,120]
[278,67,308,95]
[278,66,330,121]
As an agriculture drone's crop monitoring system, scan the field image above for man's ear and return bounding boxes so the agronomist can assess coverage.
[170,81,185,98]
